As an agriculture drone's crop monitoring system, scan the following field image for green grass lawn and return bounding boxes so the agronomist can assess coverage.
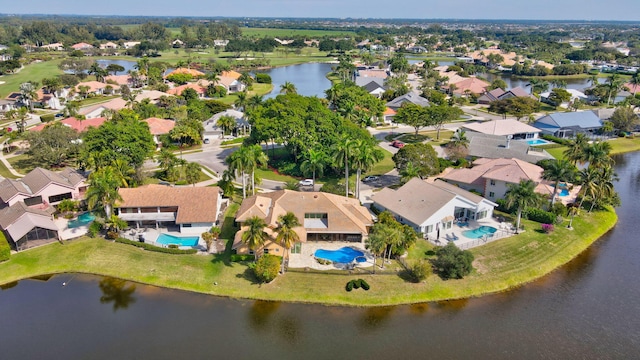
[7,154,36,174]
[0,158,19,179]
[255,167,298,183]
[0,59,64,98]
[217,83,274,105]
[241,27,354,38]
[0,207,616,306]
[542,137,640,160]
[365,148,395,176]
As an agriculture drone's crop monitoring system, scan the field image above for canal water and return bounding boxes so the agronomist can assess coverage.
[1,151,639,359]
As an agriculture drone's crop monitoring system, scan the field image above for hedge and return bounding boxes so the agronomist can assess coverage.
[255,73,272,84]
[541,134,572,146]
[0,232,10,262]
[115,238,198,254]
[524,208,557,224]
[40,114,55,123]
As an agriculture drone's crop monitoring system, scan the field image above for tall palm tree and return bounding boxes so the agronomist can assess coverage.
[331,136,356,198]
[365,225,389,273]
[19,82,38,111]
[248,144,268,195]
[234,91,248,111]
[246,95,264,112]
[216,115,236,136]
[353,140,383,199]
[563,133,589,165]
[584,141,613,168]
[576,166,600,210]
[542,159,576,206]
[280,81,297,95]
[135,57,150,86]
[275,212,301,274]
[629,71,640,96]
[185,162,201,187]
[241,216,268,260]
[606,73,623,106]
[226,146,251,199]
[86,167,122,218]
[504,179,543,233]
[400,161,420,184]
[300,148,329,187]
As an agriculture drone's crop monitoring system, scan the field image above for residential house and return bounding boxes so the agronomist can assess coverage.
[29,117,107,133]
[40,43,65,51]
[216,75,245,93]
[75,81,108,97]
[462,119,541,140]
[213,40,229,47]
[448,77,490,96]
[79,98,127,119]
[477,86,534,104]
[386,91,429,110]
[143,117,175,144]
[355,76,384,88]
[206,109,249,136]
[71,42,94,51]
[166,83,206,97]
[165,67,205,78]
[441,158,555,202]
[467,48,519,67]
[372,178,497,238]
[465,132,554,163]
[35,89,61,110]
[135,90,172,103]
[123,41,141,49]
[115,185,224,234]
[0,167,87,208]
[539,89,590,107]
[0,202,58,251]
[233,190,373,257]
[407,46,427,53]
[533,111,603,138]
[357,69,389,79]
[100,42,119,50]
[592,108,616,121]
[362,80,386,98]
[382,107,397,124]
[0,99,17,113]
[105,75,133,87]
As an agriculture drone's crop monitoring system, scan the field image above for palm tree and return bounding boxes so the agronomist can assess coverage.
[216,115,236,136]
[526,78,549,95]
[589,74,600,88]
[365,225,388,273]
[105,214,128,233]
[19,82,38,111]
[606,73,623,106]
[448,129,469,148]
[226,146,251,199]
[241,216,268,260]
[542,159,576,206]
[584,141,613,168]
[157,149,177,174]
[504,179,543,233]
[112,159,136,188]
[135,57,150,86]
[86,167,122,218]
[170,125,198,159]
[353,140,383,199]
[275,212,301,273]
[247,145,268,195]
[246,95,264,112]
[563,133,589,165]
[185,162,201,186]
[629,71,640,96]
[280,81,297,95]
[300,149,329,187]
[234,91,248,111]
[201,231,215,252]
[567,204,580,229]
[400,162,420,184]
[331,136,356,198]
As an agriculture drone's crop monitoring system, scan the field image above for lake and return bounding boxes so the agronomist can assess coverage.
[256,62,334,99]
[1,152,640,359]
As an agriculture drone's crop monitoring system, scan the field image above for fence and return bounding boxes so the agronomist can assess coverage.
[426,229,513,250]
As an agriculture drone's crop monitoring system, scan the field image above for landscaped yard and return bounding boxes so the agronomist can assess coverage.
[0,207,616,306]
[0,59,64,98]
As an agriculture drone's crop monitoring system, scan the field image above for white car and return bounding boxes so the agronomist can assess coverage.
[299,179,314,187]
[363,176,379,182]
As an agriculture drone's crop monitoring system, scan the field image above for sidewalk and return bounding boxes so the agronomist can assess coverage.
[0,141,24,178]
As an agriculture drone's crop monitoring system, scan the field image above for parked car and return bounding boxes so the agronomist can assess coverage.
[299,179,314,187]
[363,176,379,182]
[391,140,405,148]
[203,138,210,144]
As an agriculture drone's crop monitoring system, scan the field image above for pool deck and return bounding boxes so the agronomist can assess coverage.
[428,217,516,250]
[120,228,214,253]
[288,242,374,270]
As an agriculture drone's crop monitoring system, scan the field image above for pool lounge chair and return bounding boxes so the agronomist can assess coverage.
[452,233,459,240]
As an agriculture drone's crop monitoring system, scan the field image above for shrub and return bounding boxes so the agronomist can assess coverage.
[432,242,474,280]
[254,254,281,283]
[0,232,10,262]
[541,134,571,146]
[40,114,55,123]
[541,223,554,234]
[346,280,353,292]
[352,279,361,289]
[550,202,568,217]
[410,260,431,282]
[524,208,556,224]
[168,244,179,249]
[230,254,254,262]
[106,231,119,239]
[87,221,103,238]
[360,279,370,291]
[255,73,272,84]
[115,238,197,254]
[316,257,332,265]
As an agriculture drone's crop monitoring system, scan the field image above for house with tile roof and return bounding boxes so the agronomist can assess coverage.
[75,81,108,97]
[477,86,535,104]
[372,178,497,238]
[449,77,490,96]
[71,42,94,51]
[441,158,555,202]
[115,185,224,234]
[40,42,65,51]
[233,190,373,257]
[462,119,541,140]
[533,111,603,138]
[166,83,206,97]
[165,67,205,78]
[78,98,127,119]
[29,117,107,133]
[143,118,175,143]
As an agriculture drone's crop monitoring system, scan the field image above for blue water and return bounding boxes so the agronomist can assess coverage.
[526,139,550,146]
[462,226,497,239]
[156,234,199,247]
[314,247,366,263]
[559,189,570,196]
[68,212,96,228]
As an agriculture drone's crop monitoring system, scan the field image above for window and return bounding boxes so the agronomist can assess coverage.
[291,242,302,254]
[477,210,488,220]
[304,213,328,219]
[24,196,43,206]
[425,225,433,234]
[263,248,269,255]
[182,224,192,228]
[489,192,495,198]
[48,193,72,204]
[490,180,496,186]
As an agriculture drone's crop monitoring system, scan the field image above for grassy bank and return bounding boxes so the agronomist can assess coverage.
[0,207,617,306]
[543,137,640,160]
[0,59,63,98]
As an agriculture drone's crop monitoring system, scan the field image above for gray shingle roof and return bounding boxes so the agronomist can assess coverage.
[466,132,554,163]
[386,91,429,109]
[21,167,85,195]
[533,111,602,130]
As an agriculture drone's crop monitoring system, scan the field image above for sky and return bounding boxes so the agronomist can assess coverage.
[2,0,640,21]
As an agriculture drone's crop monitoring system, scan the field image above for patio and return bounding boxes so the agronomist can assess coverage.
[120,227,213,253]
[288,241,374,270]
[427,216,516,250]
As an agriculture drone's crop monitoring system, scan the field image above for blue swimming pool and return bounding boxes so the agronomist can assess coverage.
[314,247,366,263]
[559,189,570,196]
[462,226,497,239]
[526,139,551,146]
[68,212,96,228]
[156,233,200,247]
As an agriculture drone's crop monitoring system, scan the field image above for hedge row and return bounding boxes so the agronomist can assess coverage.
[230,254,254,262]
[541,134,572,146]
[524,208,558,224]
[0,232,10,262]
[346,279,370,292]
[115,238,198,254]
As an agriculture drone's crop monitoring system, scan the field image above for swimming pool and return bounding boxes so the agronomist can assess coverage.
[526,139,551,146]
[156,233,200,247]
[68,212,96,228]
[559,189,570,196]
[462,226,497,239]
[314,247,366,263]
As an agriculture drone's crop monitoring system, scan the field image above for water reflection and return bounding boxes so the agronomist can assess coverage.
[98,277,136,312]
[359,306,395,331]
[248,300,281,331]
[0,281,18,290]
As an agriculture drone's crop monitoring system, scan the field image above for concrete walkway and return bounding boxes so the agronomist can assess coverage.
[0,141,24,178]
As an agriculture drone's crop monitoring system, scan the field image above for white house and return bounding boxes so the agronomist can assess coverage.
[372,178,497,238]
[462,119,541,140]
